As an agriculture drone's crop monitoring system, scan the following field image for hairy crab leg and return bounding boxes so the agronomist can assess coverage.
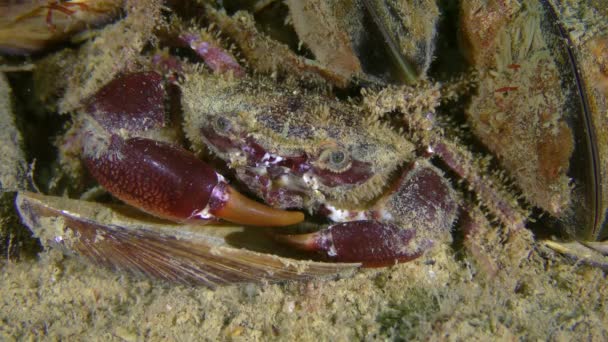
[203,5,354,87]
[363,85,528,231]
[178,32,245,77]
[431,140,527,231]
[79,71,303,227]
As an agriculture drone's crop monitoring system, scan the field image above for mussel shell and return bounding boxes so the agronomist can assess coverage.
[541,0,608,241]
[15,192,358,287]
[0,0,122,55]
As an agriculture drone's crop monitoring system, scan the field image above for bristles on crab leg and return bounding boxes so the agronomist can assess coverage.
[179,32,245,77]
[83,136,303,226]
[432,140,528,231]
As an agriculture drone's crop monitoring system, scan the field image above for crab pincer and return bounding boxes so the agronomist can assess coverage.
[278,161,458,267]
[277,221,422,267]
[79,71,303,227]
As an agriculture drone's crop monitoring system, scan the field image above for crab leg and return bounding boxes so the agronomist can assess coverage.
[431,140,527,231]
[363,85,528,231]
[178,33,244,77]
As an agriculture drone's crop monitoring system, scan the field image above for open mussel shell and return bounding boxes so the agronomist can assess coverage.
[539,0,608,241]
[15,192,358,287]
[0,0,122,55]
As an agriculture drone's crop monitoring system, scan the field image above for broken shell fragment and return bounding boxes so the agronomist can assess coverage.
[0,0,123,55]
[15,192,358,287]
[543,240,608,271]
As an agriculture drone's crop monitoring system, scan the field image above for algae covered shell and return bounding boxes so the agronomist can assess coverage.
[460,0,608,242]
[548,0,608,242]
[542,0,608,242]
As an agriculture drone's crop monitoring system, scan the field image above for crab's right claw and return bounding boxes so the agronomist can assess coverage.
[84,136,304,227]
[78,71,303,227]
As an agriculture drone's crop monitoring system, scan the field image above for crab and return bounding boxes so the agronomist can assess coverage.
[5,0,608,285]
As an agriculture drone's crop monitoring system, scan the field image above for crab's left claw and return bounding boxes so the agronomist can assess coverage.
[83,136,304,227]
[279,160,458,267]
[277,221,423,267]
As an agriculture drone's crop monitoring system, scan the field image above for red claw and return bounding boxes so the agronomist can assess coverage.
[83,136,304,226]
[278,161,457,266]
[80,71,302,227]
[86,71,166,131]
[278,221,424,267]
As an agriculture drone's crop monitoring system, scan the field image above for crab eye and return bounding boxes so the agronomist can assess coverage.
[330,150,345,164]
[319,147,351,172]
[213,116,232,134]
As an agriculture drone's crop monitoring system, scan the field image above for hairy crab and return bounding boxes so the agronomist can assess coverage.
[2,0,608,285]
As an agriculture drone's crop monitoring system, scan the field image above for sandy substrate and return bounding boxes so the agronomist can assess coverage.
[1,227,606,341]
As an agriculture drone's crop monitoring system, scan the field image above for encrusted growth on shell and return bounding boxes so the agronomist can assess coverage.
[461,0,574,216]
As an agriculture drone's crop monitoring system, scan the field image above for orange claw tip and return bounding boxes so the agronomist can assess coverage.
[210,184,305,227]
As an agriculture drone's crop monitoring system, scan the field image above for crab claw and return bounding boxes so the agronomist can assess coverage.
[278,160,457,266]
[83,136,304,227]
[277,221,424,267]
